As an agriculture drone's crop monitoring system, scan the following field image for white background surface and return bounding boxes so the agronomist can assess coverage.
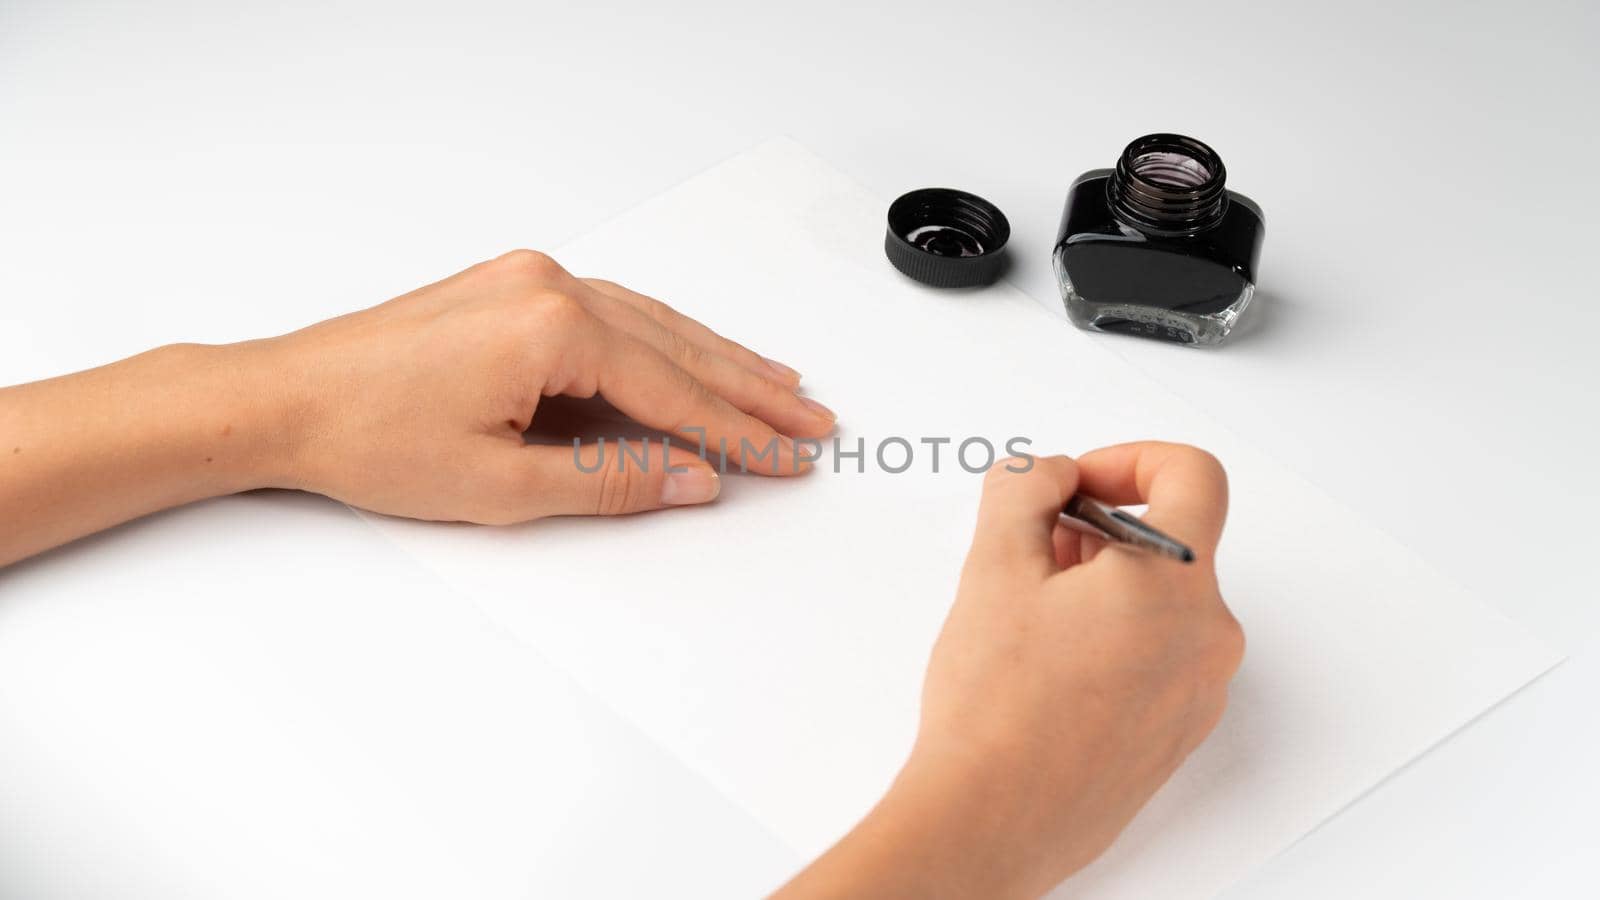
[2,0,1598,896]
[365,138,1558,900]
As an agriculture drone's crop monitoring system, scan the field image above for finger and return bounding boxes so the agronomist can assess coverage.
[1052,520,1108,569]
[582,277,802,387]
[588,328,812,476]
[1073,442,1229,559]
[580,285,835,437]
[967,455,1080,577]
[493,440,721,520]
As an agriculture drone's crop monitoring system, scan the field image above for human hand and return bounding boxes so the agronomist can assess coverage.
[262,249,836,523]
[0,249,834,565]
[775,443,1241,900]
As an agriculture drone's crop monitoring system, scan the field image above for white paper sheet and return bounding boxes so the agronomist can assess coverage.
[362,139,1560,898]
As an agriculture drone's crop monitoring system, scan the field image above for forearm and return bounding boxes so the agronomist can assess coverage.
[773,748,1089,900]
[0,341,299,566]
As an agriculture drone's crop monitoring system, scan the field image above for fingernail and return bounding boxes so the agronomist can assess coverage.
[661,466,720,506]
[799,395,835,422]
[763,357,801,382]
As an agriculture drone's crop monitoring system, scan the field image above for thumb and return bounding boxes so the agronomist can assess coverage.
[508,439,721,518]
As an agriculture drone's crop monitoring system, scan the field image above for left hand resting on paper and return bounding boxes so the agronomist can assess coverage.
[0,249,835,567]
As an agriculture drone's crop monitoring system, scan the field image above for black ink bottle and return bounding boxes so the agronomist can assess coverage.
[1053,134,1264,346]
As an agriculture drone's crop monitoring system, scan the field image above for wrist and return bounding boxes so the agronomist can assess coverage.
[157,339,313,494]
[0,339,318,566]
[777,745,1052,900]
[876,735,1106,899]
[873,747,1044,899]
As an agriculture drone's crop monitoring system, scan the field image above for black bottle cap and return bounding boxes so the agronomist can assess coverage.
[884,188,1011,288]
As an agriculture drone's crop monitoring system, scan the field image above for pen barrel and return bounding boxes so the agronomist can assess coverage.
[1062,495,1118,535]
[1060,495,1195,564]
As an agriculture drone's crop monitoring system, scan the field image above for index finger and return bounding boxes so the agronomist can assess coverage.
[967,455,1080,577]
[590,328,809,476]
[1073,442,1229,558]
[582,278,803,388]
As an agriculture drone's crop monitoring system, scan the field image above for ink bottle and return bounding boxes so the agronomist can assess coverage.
[1052,134,1264,346]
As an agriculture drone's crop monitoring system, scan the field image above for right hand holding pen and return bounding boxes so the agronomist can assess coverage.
[919,443,1243,893]
[776,442,1242,899]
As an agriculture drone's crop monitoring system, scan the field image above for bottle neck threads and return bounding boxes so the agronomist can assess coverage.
[1108,133,1228,237]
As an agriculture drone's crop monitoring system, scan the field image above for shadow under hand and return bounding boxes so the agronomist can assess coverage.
[522,395,674,447]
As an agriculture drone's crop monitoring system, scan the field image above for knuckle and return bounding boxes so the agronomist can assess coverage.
[641,296,677,326]
[983,457,1027,486]
[666,382,721,436]
[1205,612,1247,670]
[667,332,703,368]
[982,453,1057,489]
[1173,443,1227,485]
[754,373,793,406]
[595,459,642,516]
[493,248,565,282]
[527,288,590,332]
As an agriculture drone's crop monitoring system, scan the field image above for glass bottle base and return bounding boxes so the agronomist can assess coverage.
[1057,261,1253,346]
